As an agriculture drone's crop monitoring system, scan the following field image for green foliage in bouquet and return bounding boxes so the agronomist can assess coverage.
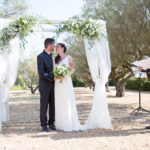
[54,64,71,83]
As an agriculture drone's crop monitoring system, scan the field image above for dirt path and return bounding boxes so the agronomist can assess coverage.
[0,87,150,150]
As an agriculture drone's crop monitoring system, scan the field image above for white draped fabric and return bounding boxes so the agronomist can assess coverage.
[84,20,113,130]
[0,19,19,132]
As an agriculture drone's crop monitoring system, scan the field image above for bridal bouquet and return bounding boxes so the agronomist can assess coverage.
[54,64,70,83]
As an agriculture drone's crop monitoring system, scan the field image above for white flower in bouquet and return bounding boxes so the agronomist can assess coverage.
[22,19,28,25]
[54,64,70,83]
[72,22,75,26]
[75,24,79,28]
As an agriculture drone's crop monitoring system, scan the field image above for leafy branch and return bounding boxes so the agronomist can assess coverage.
[0,16,37,52]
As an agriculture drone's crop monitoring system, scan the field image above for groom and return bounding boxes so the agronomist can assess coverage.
[37,38,56,132]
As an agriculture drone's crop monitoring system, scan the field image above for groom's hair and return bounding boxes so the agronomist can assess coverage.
[44,38,55,48]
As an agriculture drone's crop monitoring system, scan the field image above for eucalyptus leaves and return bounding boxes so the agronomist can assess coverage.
[0,16,37,52]
[56,19,105,40]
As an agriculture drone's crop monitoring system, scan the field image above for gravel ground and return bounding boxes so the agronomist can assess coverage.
[0,87,150,150]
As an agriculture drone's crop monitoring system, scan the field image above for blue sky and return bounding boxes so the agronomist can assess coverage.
[23,0,84,59]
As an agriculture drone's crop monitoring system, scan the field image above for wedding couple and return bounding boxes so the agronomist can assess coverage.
[37,38,83,132]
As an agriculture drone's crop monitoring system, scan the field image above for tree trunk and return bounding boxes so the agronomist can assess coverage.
[106,82,110,92]
[115,82,125,97]
[31,87,35,94]
[115,74,132,97]
[30,86,39,94]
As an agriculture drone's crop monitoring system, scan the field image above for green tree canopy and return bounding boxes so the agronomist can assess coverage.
[66,36,94,88]
[82,0,150,97]
[17,53,39,94]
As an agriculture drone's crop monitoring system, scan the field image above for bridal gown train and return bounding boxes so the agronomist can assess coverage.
[55,55,83,131]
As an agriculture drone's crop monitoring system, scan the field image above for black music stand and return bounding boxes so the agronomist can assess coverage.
[131,74,150,115]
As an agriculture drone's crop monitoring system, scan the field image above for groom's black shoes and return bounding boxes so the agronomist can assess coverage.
[49,124,56,130]
[145,126,150,129]
[42,126,49,132]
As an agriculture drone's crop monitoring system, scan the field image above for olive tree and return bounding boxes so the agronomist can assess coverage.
[82,0,150,97]
[18,55,39,94]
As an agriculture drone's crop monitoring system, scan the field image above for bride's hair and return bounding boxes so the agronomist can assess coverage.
[55,43,67,64]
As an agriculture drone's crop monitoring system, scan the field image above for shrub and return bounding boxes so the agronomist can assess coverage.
[72,76,84,87]
[109,80,114,86]
[126,78,150,91]
[142,81,150,91]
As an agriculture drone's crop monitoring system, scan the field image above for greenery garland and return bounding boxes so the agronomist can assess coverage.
[56,19,105,40]
[0,16,37,52]
[0,17,105,52]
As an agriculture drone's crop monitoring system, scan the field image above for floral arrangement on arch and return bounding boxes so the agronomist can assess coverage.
[0,16,37,52]
[56,19,105,40]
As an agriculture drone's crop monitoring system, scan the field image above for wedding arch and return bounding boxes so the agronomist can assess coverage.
[0,16,113,132]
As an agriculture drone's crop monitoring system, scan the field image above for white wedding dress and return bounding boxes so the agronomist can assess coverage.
[55,55,83,131]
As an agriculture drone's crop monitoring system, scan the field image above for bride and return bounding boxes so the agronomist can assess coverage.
[52,43,83,132]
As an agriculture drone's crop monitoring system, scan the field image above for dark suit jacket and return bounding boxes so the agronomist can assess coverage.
[142,69,150,72]
[37,50,54,91]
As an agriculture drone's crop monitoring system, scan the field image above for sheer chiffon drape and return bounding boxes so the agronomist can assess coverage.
[0,19,19,132]
[84,20,113,130]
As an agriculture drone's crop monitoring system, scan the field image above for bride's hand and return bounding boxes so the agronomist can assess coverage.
[64,74,70,79]
[51,54,55,60]
[55,76,63,80]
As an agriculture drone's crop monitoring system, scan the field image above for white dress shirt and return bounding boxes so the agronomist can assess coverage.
[44,49,51,55]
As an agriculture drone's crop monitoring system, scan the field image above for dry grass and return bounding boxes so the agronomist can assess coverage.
[0,87,150,150]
